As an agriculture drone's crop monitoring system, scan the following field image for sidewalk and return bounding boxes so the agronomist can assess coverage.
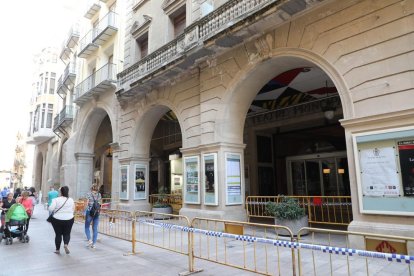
[0,205,257,276]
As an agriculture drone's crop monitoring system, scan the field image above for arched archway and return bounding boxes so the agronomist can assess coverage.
[208,50,353,224]
[74,107,114,198]
[128,103,183,209]
[216,49,352,143]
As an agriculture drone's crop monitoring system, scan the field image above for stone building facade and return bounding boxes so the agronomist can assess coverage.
[32,0,414,237]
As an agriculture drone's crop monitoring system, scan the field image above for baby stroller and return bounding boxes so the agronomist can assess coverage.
[2,203,30,245]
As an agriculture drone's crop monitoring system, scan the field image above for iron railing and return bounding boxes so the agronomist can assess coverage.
[74,63,117,100]
[118,0,283,87]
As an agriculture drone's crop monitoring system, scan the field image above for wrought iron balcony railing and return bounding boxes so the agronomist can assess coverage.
[118,0,283,90]
[74,63,117,104]
[56,61,77,97]
[53,105,74,131]
[78,11,118,58]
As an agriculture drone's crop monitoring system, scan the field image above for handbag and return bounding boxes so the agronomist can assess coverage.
[47,198,68,222]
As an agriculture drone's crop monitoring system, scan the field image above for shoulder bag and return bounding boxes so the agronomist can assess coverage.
[47,198,69,222]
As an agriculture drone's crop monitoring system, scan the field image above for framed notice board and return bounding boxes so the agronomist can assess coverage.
[184,156,200,204]
[353,127,414,216]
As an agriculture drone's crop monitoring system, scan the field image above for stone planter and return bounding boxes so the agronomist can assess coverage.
[274,216,309,236]
[152,206,173,220]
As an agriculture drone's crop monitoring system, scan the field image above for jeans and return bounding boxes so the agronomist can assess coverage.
[84,210,100,244]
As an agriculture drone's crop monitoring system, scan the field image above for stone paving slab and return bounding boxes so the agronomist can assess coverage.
[0,205,257,276]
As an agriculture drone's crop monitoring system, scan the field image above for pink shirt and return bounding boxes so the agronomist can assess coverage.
[20,197,34,216]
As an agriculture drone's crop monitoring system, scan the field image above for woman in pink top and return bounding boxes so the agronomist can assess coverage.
[17,191,34,232]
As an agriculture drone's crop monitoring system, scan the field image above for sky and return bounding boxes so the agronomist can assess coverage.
[0,0,83,170]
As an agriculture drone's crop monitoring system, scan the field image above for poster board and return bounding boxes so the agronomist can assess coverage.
[184,156,200,204]
[353,127,414,216]
[225,153,242,205]
[203,153,218,205]
[120,165,129,200]
[134,164,146,200]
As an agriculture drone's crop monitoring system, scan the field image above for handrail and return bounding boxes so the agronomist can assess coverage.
[117,0,283,87]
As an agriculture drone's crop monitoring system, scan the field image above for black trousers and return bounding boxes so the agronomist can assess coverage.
[51,217,74,250]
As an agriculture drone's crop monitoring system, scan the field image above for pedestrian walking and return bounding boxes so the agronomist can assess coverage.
[17,191,34,232]
[13,188,21,200]
[47,186,59,215]
[48,186,75,255]
[1,187,9,200]
[84,184,102,249]
[0,193,16,233]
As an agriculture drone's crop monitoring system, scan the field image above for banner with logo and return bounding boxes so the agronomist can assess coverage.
[397,140,414,196]
[359,147,400,197]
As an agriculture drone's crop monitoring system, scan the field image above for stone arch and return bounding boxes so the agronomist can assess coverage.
[76,103,116,154]
[216,48,353,144]
[129,97,184,157]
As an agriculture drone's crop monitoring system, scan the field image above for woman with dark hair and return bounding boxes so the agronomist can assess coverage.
[0,192,15,232]
[48,186,75,254]
[84,184,102,249]
[13,188,21,200]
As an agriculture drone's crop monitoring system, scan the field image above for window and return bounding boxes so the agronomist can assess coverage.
[46,104,53,128]
[172,7,186,37]
[39,74,43,96]
[41,103,46,128]
[136,33,148,59]
[49,72,56,94]
[44,72,49,94]
[34,105,40,132]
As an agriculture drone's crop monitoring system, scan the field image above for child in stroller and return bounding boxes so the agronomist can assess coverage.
[2,203,29,245]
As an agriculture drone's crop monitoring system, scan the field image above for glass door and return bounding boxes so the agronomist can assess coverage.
[306,160,321,196]
[287,152,349,196]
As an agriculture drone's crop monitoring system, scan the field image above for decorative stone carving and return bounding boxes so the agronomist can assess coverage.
[254,34,273,58]
[130,15,152,37]
[132,0,149,12]
[162,0,186,14]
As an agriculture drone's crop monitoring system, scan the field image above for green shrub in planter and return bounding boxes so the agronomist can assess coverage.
[265,196,306,220]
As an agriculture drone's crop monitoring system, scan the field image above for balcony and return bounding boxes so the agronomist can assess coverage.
[78,29,99,59]
[84,0,101,19]
[74,63,117,104]
[117,0,323,98]
[78,11,118,59]
[56,62,77,98]
[53,106,74,137]
[93,11,118,46]
[59,24,80,62]
[26,127,55,145]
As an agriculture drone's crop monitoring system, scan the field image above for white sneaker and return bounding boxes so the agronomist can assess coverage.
[91,244,96,249]
[86,240,92,247]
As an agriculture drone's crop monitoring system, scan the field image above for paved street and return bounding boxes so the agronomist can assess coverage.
[0,205,257,276]
[1,205,412,276]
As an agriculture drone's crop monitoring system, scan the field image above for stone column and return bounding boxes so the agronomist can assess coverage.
[179,142,247,222]
[117,156,152,212]
[75,153,94,199]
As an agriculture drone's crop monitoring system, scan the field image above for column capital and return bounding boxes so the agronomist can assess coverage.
[74,152,94,160]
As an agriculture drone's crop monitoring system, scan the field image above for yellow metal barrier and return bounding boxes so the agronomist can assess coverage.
[149,194,182,214]
[191,217,296,276]
[246,196,353,226]
[134,211,196,274]
[98,209,136,254]
[74,199,87,222]
[296,227,414,276]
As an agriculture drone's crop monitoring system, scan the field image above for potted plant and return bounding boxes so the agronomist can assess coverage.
[265,196,308,236]
[151,193,173,219]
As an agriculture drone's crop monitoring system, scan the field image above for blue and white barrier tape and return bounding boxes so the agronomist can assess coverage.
[137,218,414,264]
